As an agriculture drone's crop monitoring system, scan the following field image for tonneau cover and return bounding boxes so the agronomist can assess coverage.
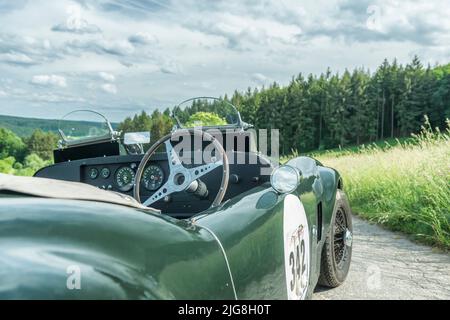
[0,173,159,213]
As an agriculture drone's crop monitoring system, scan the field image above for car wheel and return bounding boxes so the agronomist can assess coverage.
[318,190,353,287]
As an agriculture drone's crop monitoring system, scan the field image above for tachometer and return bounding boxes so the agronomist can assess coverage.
[115,166,135,192]
[143,165,165,191]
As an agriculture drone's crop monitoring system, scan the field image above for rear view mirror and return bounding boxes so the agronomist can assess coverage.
[124,132,151,145]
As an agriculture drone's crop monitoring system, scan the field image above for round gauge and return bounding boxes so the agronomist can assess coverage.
[143,165,165,191]
[115,166,135,192]
[88,168,98,179]
[100,167,110,179]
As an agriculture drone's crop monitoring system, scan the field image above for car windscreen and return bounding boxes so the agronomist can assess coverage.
[58,110,113,145]
[172,97,240,129]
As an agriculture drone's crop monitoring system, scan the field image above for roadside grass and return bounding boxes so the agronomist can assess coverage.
[307,136,413,159]
[288,118,450,249]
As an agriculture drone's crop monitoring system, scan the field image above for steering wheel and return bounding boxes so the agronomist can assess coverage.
[133,129,229,209]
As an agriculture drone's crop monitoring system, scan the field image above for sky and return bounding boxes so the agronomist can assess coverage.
[0,0,449,122]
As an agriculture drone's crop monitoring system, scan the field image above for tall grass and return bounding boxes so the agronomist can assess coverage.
[315,117,450,249]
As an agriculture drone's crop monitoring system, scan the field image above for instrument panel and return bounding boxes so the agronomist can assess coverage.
[84,162,167,195]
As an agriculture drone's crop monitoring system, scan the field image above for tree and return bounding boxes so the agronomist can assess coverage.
[397,56,426,135]
[348,69,371,145]
[115,56,449,156]
[150,110,173,143]
[24,129,58,161]
[0,128,26,161]
[118,111,152,134]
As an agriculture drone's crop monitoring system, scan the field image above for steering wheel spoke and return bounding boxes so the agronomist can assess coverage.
[165,140,183,171]
[188,159,223,180]
[142,181,174,207]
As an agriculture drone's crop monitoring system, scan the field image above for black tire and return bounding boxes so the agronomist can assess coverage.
[318,190,353,287]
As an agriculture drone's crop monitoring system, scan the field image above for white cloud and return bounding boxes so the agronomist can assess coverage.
[0,34,60,67]
[30,93,84,103]
[2,84,83,103]
[99,72,115,82]
[52,20,101,34]
[0,52,35,66]
[101,83,117,94]
[251,73,270,86]
[188,13,302,49]
[65,38,135,56]
[128,32,157,45]
[31,75,67,88]
[159,59,182,75]
[51,3,101,34]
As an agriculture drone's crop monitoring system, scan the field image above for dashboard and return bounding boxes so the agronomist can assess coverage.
[35,152,272,217]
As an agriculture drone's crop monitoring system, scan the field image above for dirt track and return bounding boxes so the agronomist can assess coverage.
[313,215,450,300]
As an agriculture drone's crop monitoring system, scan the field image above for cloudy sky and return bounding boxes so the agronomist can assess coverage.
[0,0,449,121]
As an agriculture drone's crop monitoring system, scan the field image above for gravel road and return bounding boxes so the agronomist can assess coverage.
[313,215,450,300]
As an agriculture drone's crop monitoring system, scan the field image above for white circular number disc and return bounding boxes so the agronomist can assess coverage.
[283,194,310,300]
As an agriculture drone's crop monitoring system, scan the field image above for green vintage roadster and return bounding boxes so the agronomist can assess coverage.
[0,97,352,299]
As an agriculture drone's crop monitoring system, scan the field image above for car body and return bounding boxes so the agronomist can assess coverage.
[0,98,353,299]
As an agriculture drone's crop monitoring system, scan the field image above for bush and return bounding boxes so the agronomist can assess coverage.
[0,128,26,161]
[0,156,16,174]
[0,153,51,177]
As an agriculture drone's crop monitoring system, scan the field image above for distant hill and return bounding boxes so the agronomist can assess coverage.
[0,114,119,137]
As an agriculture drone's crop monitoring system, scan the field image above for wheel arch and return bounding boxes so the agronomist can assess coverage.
[317,166,343,239]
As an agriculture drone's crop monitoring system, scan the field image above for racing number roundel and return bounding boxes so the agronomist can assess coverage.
[283,194,310,300]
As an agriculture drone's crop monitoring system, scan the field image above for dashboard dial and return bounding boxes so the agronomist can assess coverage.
[100,167,110,179]
[115,166,135,192]
[143,165,165,191]
[88,168,98,179]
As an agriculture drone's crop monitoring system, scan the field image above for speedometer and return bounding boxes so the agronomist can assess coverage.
[115,166,135,192]
[143,165,164,191]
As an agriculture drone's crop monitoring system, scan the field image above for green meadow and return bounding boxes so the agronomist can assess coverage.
[312,118,450,249]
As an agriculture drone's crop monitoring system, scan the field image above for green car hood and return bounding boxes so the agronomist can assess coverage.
[0,197,235,299]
